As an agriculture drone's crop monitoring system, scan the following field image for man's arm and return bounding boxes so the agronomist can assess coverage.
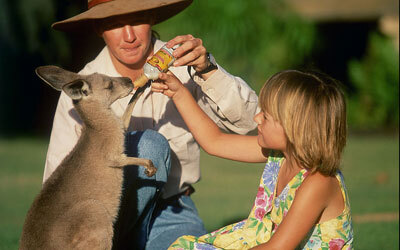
[192,65,259,134]
[164,35,259,134]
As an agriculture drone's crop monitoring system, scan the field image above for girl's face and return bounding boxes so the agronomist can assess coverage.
[254,111,287,151]
[99,15,153,68]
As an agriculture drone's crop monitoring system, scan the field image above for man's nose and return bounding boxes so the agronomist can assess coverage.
[122,25,136,42]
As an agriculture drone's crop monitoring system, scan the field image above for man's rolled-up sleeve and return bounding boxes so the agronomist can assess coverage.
[193,65,260,135]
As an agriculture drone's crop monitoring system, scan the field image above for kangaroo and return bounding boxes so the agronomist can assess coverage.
[19,65,156,250]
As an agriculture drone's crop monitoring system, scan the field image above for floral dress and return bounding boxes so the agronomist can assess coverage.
[168,153,353,250]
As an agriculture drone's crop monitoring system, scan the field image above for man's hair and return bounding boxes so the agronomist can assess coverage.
[259,70,347,176]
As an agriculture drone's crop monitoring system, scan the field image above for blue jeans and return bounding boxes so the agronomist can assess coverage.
[112,130,207,250]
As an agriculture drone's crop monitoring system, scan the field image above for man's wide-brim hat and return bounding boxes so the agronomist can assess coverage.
[52,0,193,32]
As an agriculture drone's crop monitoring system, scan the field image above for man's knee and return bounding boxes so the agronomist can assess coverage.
[126,130,171,177]
[138,130,170,155]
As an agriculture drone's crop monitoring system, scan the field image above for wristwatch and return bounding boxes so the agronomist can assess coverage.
[196,52,218,75]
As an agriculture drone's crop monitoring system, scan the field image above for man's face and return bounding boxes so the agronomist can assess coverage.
[98,14,153,68]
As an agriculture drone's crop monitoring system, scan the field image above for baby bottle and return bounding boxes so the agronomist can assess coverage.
[133,44,179,88]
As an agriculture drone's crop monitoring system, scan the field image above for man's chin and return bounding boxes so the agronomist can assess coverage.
[119,56,144,67]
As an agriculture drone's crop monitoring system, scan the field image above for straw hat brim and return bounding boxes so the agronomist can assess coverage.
[52,0,193,32]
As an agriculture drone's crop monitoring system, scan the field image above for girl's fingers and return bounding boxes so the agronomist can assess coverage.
[151,80,168,89]
[151,81,168,92]
[151,86,164,93]
[157,72,169,80]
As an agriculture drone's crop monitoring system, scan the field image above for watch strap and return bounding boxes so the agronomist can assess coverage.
[196,52,218,75]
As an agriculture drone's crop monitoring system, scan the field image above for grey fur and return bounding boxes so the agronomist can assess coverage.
[19,65,156,250]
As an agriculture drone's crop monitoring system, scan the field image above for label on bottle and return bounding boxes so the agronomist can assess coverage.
[147,47,174,72]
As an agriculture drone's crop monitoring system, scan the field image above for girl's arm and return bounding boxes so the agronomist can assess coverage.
[156,72,266,163]
[251,173,342,249]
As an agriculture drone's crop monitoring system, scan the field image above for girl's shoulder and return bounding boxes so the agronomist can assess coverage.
[290,171,342,216]
[300,171,339,196]
[303,171,346,192]
[299,171,349,222]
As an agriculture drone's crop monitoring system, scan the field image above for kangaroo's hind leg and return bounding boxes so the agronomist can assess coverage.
[51,200,115,250]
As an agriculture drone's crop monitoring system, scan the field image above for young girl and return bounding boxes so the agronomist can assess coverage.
[153,69,353,249]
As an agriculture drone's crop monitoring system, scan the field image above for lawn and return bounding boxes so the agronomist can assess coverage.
[0,134,398,249]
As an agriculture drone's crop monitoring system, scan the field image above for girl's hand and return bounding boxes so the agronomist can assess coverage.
[151,72,184,99]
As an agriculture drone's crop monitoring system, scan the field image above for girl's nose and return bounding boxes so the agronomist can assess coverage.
[254,112,262,124]
[122,25,136,42]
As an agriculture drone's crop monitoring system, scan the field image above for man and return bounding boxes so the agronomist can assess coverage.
[44,0,259,249]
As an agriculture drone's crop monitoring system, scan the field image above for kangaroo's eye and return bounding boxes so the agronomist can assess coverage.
[106,82,113,90]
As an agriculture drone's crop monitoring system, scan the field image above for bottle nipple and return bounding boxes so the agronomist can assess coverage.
[133,74,149,89]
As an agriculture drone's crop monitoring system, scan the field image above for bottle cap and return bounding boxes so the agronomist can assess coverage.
[133,74,149,89]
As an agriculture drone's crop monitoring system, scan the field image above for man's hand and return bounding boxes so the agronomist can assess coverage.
[166,35,216,77]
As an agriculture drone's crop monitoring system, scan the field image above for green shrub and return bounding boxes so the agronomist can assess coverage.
[347,32,399,130]
[155,0,316,92]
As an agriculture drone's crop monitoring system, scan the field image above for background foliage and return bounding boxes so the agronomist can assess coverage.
[155,0,316,91]
[347,32,399,130]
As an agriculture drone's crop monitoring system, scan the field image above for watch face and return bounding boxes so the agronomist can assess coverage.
[208,53,217,66]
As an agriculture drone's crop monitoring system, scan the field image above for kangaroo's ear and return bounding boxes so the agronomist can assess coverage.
[35,65,78,91]
[62,79,92,101]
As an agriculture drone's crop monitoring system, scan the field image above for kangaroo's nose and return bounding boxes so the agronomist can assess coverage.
[122,77,133,86]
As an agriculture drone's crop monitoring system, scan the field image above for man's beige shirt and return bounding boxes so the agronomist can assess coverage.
[43,40,259,198]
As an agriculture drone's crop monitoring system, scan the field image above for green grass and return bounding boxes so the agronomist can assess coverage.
[0,134,398,249]
[0,137,46,249]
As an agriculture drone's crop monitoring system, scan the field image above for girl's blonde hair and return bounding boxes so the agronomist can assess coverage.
[259,70,347,176]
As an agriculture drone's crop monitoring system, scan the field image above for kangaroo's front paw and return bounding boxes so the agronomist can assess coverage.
[145,161,157,177]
